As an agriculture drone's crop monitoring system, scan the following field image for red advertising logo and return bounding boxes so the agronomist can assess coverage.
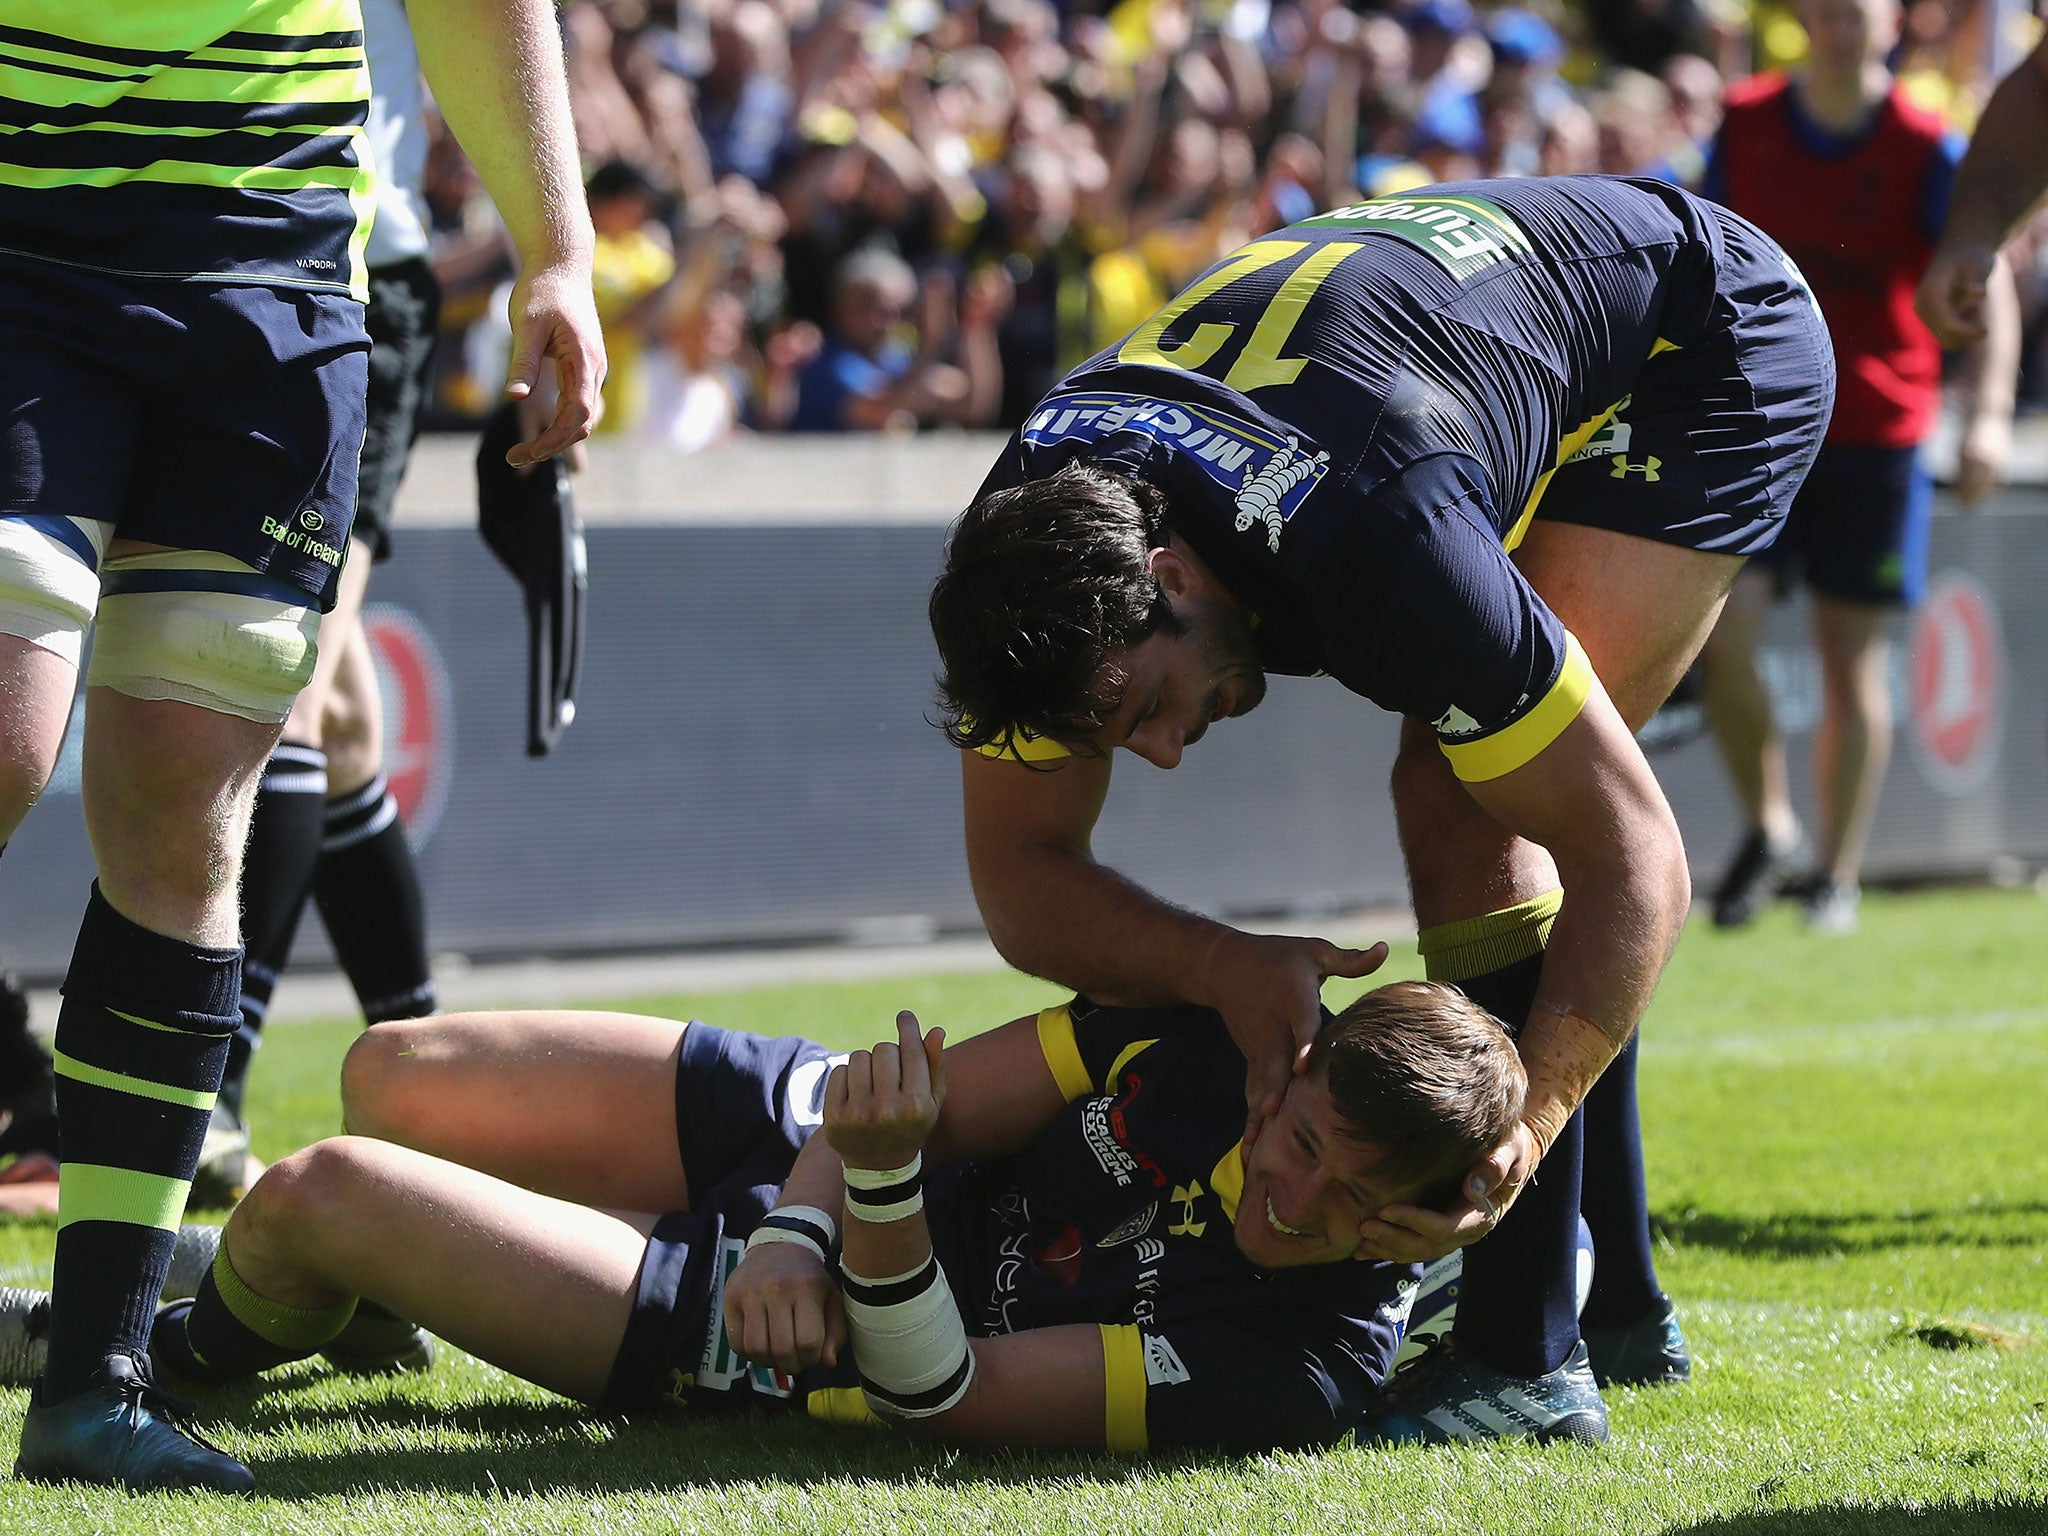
[362,603,454,845]
[1907,573,2005,798]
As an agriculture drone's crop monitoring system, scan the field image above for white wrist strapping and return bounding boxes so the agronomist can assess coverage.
[841,1152,924,1224]
[840,1254,975,1418]
[744,1204,838,1264]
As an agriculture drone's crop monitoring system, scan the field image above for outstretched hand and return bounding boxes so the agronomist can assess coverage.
[504,260,607,467]
[824,1011,947,1171]
[1203,930,1391,1125]
[1358,1121,1541,1264]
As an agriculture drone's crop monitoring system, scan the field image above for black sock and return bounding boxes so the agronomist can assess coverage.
[44,886,238,1399]
[1578,1034,1665,1327]
[313,774,436,1023]
[1447,952,1587,1377]
[229,743,328,1116]
[158,1249,353,1382]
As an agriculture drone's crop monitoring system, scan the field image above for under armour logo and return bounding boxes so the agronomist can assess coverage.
[1168,1181,1206,1237]
[1609,456,1662,482]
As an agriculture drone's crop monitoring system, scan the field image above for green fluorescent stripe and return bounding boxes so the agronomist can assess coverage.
[54,1049,217,1110]
[0,161,356,191]
[57,1163,189,1233]
[109,1008,180,1034]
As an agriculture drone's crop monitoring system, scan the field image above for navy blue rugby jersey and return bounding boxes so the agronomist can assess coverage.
[925,999,1415,1453]
[0,1,373,298]
[977,175,1736,781]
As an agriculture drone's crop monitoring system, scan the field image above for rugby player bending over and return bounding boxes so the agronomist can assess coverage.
[136,983,1521,1452]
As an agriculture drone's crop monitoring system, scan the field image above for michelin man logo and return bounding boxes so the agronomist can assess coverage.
[1020,393,1331,547]
[1234,437,1331,553]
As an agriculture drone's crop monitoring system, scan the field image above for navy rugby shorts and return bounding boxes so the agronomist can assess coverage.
[354,257,441,562]
[1750,443,1931,607]
[1534,205,1837,559]
[601,1022,858,1412]
[0,253,370,609]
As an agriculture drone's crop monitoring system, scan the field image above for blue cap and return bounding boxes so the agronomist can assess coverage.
[1406,0,1473,36]
[1487,8,1561,65]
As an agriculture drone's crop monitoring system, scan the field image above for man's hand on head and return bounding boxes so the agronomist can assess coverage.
[1356,1121,1540,1264]
[1198,929,1390,1123]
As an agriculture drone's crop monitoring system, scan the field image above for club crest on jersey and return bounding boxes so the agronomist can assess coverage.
[1021,392,1330,551]
[1097,1204,1160,1248]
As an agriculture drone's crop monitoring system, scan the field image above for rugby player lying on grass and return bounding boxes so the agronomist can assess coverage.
[136,982,1522,1453]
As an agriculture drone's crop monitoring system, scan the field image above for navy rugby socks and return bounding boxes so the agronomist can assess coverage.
[312,773,436,1023]
[159,1241,354,1382]
[1418,895,1584,1378]
[43,887,238,1399]
[1577,1033,1665,1329]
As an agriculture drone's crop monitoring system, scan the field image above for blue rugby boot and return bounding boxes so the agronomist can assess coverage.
[14,1352,254,1494]
[1359,1336,1608,1447]
[1583,1294,1691,1388]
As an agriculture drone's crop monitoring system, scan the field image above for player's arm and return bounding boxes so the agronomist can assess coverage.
[725,1009,1070,1375]
[1918,37,2048,346]
[1373,675,1688,1255]
[823,1013,1122,1447]
[407,0,606,464]
[963,748,1385,1113]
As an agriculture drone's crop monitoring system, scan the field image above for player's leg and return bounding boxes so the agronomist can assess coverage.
[214,543,375,1166]
[311,615,439,1023]
[1792,446,1925,932]
[159,1135,646,1402]
[341,1010,693,1212]
[1804,595,1890,931]
[19,275,369,1494]
[1700,564,1802,926]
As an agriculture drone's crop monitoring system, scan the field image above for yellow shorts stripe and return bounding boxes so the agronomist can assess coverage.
[53,1049,217,1111]
[56,1163,189,1233]
[1036,1005,1094,1103]
[1208,1141,1246,1222]
[1099,1323,1150,1454]
[1440,632,1595,783]
[1100,1039,1158,1095]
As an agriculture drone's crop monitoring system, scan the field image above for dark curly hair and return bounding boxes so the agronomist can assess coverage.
[929,461,1181,756]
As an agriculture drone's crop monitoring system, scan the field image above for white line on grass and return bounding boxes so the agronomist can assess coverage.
[1648,1006,2048,1064]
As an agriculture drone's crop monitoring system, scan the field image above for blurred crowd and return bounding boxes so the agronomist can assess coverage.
[414,0,2048,444]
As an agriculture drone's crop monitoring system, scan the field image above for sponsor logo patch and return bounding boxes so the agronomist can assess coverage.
[1097,1204,1160,1248]
[1142,1334,1192,1386]
[1299,194,1536,279]
[1022,393,1330,553]
[1082,1097,1141,1187]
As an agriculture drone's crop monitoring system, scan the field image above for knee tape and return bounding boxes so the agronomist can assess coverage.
[87,552,320,725]
[0,514,109,667]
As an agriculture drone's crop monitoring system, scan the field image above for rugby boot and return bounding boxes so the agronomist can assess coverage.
[0,1286,50,1388]
[1710,827,1801,929]
[1358,1336,1608,1447]
[1583,1294,1691,1388]
[317,1302,436,1376]
[14,1352,254,1494]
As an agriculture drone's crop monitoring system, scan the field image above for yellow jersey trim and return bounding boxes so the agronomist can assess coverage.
[971,726,1073,763]
[1100,1324,1150,1453]
[1101,1039,1158,1094]
[806,1386,888,1429]
[1440,632,1594,783]
[1037,1005,1094,1103]
[1209,1141,1246,1222]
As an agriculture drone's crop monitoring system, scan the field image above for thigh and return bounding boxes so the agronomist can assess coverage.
[267,1136,650,1404]
[1511,521,1745,729]
[342,1010,692,1214]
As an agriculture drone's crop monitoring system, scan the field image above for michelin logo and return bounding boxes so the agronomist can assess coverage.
[1023,392,1330,552]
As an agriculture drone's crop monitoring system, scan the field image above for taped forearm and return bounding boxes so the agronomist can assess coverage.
[1516,1002,1623,1159]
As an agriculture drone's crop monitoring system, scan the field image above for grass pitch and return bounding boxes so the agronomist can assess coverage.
[2,886,2044,1534]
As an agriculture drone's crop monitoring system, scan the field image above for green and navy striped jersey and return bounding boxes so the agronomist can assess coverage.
[0,1,374,298]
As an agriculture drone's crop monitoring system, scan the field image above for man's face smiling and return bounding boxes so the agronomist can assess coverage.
[1233,1073,1417,1269]
[1085,545,1267,769]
